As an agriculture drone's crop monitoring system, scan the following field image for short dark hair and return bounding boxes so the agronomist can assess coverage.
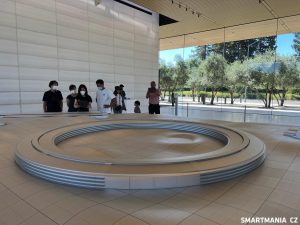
[134,100,140,106]
[96,79,104,85]
[49,80,58,88]
[78,84,88,95]
[69,84,76,91]
[119,84,124,88]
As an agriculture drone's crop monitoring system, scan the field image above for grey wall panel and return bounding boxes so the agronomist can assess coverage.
[0,0,159,114]
[17,16,57,35]
[0,39,17,54]
[0,66,18,80]
[57,14,88,32]
[0,25,16,40]
[16,0,56,12]
[58,37,88,52]
[59,71,89,82]
[57,25,88,42]
[21,92,44,104]
[0,105,20,114]
[90,63,114,74]
[21,104,42,113]
[56,2,87,21]
[0,0,16,14]
[0,53,18,66]
[20,80,50,92]
[0,80,20,92]
[18,42,57,58]
[59,59,89,72]
[18,55,58,69]
[19,68,58,80]
[16,3,56,23]
[18,29,57,47]
[0,11,16,27]
[58,49,89,62]
[0,92,20,105]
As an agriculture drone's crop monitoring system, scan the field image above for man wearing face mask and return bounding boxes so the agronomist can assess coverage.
[43,80,63,112]
[66,84,77,112]
[96,79,114,114]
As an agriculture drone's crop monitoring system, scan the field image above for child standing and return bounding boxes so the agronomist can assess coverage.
[134,100,141,113]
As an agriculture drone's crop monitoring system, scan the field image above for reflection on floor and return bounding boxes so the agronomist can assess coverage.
[0,115,299,225]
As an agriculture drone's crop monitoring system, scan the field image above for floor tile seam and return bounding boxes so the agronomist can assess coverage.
[11,184,56,200]
[237,179,280,189]
[250,155,296,218]
[0,187,60,225]
[199,200,255,215]
[176,212,222,225]
[127,188,182,204]
[129,202,193,225]
[6,205,59,225]
[206,180,240,204]
[125,193,196,224]
[266,199,300,213]
[78,192,130,205]
[111,213,151,225]
[102,196,159,215]
[61,202,103,225]
[272,184,300,196]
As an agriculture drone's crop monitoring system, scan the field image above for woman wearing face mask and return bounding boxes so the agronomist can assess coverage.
[42,80,63,112]
[66,84,77,112]
[74,84,92,112]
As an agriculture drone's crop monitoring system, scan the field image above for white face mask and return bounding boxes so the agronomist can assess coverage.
[70,90,75,94]
[52,85,58,90]
[80,91,86,95]
[98,87,103,90]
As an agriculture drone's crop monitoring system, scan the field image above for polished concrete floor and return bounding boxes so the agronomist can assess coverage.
[0,115,300,225]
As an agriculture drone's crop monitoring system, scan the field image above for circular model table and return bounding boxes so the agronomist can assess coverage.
[15,114,266,189]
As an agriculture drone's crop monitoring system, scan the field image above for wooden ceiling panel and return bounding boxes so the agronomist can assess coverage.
[128,0,300,49]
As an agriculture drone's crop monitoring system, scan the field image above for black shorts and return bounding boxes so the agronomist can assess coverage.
[149,104,160,114]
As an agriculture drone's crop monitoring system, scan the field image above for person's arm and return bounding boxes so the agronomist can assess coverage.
[43,101,47,112]
[74,99,79,109]
[146,89,150,98]
[157,88,161,96]
[59,92,63,112]
[89,96,92,109]
[60,101,63,112]
[66,98,70,108]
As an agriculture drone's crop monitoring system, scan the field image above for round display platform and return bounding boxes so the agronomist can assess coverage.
[15,115,266,189]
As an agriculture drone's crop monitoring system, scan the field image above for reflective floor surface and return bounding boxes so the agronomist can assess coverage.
[0,115,299,225]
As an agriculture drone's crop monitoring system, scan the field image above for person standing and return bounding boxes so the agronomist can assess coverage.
[112,86,123,114]
[119,84,126,111]
[66,84,77,112]
[146,81,161,114]
[134,100,141,113]
[95,79,114,114]
[74,84,92,112]
[43,80,63,112]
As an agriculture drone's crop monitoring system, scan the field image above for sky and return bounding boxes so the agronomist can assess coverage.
[160,33,296,65]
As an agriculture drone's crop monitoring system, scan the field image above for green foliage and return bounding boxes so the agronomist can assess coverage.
[293,33,300,58]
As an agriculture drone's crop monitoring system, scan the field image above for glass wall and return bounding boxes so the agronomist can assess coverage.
[159,16,300,125]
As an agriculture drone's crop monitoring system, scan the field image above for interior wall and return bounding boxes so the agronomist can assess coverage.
[0,0,159,114]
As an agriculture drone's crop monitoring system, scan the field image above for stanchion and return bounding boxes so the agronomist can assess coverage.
[244,105,247,123]
[175,94,178,116]
[187,103,189,118]
[0,116,6,126]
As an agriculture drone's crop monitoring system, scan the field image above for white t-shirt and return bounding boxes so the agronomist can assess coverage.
[96,88,114,113]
